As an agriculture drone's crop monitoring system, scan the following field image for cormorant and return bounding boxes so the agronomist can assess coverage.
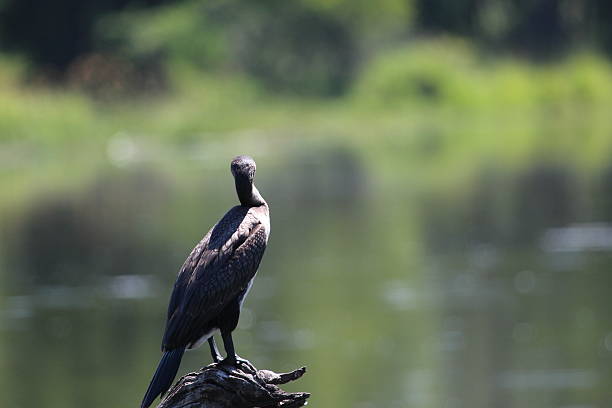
[141,155,270,408]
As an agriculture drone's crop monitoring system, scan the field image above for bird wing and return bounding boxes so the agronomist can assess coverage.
[165,233,211,324]
[161,216,267,350]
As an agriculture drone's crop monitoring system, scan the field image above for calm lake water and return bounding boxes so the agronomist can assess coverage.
[1,140,611,408]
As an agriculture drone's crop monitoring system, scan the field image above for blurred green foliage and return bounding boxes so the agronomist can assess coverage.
[96,0,358,95]
[355,39,612,109]
[1,0,612,246]
[1,37,612,221]
[98,2,229,70]
[2,3,612,408]
[2,0,612,96]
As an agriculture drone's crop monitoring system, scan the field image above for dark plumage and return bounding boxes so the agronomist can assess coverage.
[141,155,270,408]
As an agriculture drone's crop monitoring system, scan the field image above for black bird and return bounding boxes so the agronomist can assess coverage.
[141,155,270,408]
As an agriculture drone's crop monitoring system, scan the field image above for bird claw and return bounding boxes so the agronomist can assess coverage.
[220,355,255,371]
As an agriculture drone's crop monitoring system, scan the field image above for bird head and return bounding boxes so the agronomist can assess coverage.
[231,155,256,184]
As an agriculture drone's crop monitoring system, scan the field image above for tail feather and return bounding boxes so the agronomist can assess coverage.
[141,348,185,408]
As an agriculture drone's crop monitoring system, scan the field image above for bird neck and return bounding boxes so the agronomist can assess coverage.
[235,179,266,207]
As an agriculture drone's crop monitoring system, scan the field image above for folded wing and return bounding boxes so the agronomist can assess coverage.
[161,214,267,350]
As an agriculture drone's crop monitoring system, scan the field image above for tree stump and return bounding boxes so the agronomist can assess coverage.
[157,361,310,408]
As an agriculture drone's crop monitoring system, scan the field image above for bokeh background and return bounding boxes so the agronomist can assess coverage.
[1,1,612,407]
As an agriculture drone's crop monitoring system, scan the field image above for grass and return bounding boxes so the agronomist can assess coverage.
[1,39,612,212]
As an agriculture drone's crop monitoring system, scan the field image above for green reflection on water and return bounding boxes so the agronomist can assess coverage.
[1,141,612,408]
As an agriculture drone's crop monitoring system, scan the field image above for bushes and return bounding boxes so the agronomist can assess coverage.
[352,39,483,107]
[97,0,357,96]
[352,39,612,109]
[230,6,355,96]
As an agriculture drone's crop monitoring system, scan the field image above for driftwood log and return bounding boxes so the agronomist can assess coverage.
[157,360,310,408]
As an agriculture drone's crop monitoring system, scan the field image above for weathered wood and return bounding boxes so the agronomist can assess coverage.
[157,361,310,408]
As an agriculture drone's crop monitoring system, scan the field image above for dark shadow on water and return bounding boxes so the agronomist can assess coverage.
[4,167,174,289]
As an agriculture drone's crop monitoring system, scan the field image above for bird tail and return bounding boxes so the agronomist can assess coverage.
[141,347,185,408]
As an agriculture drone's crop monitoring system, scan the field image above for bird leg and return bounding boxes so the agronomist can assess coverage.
[208,337,222,363]
[220,331,252,369]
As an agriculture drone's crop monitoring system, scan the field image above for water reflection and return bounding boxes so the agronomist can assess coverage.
[1,148,612,407]
[541,223,612,252]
